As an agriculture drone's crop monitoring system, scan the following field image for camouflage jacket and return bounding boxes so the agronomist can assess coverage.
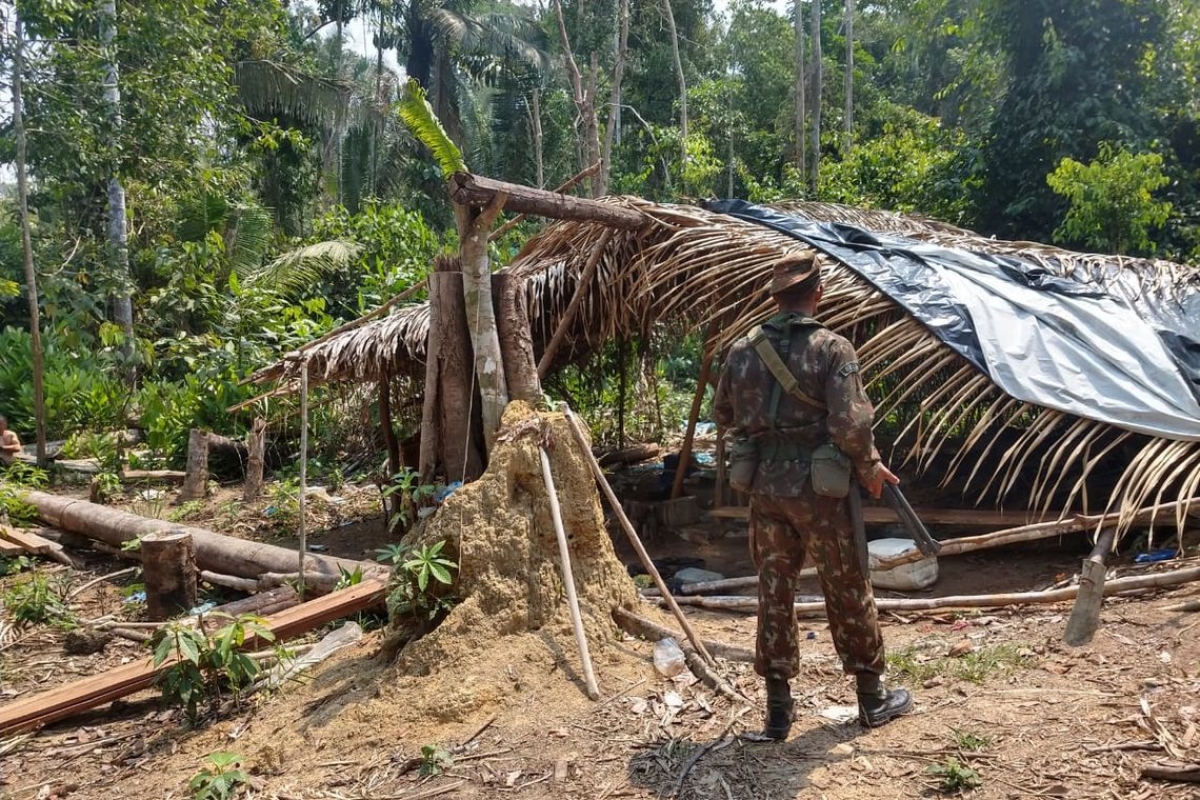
[713,312,882,497]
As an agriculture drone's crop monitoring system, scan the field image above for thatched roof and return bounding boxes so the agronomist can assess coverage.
[248,199,1200,529]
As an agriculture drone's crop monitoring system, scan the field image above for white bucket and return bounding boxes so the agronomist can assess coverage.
[867,538,938,590]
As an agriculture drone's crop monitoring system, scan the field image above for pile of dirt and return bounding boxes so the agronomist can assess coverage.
[396,402,638,683]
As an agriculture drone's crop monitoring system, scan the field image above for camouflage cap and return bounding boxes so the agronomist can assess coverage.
[769,251,821,296]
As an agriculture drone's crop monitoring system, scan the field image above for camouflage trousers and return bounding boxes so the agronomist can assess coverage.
[750,492,886,680]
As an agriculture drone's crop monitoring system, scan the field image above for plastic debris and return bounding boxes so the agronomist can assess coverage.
[123,591,146,604]
[188,600,217,615]
[1135,548,1177,563]
[435,481,463,503]
[653,637,688,678]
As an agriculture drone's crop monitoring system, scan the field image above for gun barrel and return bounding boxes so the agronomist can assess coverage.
[882,484,942,557]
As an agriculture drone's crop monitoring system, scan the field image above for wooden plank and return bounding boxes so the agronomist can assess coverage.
[0,524,55,555]
[0,578,387,735]
[0,539,25,557]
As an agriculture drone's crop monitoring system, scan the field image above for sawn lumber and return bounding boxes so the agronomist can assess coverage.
[0,578,387,735]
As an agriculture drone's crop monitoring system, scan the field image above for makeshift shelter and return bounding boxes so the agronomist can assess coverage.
[247,198,1200,538]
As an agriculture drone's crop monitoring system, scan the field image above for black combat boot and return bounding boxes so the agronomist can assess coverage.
[856,674,913,728]
[764,676,794,740]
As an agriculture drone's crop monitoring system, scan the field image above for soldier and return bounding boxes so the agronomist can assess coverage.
[713,250,912,740]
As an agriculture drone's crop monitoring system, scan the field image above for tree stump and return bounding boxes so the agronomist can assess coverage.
[142,529,197,621]
[178,428,209,502]
[243,417,266,501]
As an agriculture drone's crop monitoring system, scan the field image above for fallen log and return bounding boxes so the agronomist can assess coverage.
[656,565,1200,615]
[120,470,187,484]
[598,443,662,468]
[21,491,385,588]
[612,607,753,663]
[1141,763,1200,783]
[0,578,386,735]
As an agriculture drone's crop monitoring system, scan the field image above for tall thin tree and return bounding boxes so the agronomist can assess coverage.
[809,0,822,191]
[11,14,47,465]
[551,0,604,196]
[662,0,688,188]
[794,0,806,177]
[844,0,854,153]
[100,0,135,361]
[601,0,630,194]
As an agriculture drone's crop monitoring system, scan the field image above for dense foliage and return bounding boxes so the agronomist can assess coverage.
[1,0,1197,464]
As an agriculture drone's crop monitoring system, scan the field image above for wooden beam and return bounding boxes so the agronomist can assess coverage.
[448,172,646,230]
[489,161,601,242]
[0,579,386,734]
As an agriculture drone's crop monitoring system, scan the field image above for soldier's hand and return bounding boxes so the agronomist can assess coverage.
[862,463,900,500]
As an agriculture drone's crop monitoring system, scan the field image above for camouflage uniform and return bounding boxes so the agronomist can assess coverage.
[713,312,886,681]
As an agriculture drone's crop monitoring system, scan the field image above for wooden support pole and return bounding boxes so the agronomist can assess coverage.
[178,428,209,502]
[561,404,717,669]
[537,229,614,378]
[540,446,600,700]
[141,529,197,621]
[1063,527,1118,646]
[449,172,645,230]
[713,424,727,509]
[380,365,401,480]
[671,326,716,500]
[243,417,266,501]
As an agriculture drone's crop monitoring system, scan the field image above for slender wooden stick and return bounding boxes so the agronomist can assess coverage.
[540,446,600,700]
[538,229,615,378]
[657,565,1200,614]
[298,358,309,599]
[671,324,717,500]
[561,404,717,668]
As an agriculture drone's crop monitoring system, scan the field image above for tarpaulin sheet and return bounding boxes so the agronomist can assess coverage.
[707,199,1200,442]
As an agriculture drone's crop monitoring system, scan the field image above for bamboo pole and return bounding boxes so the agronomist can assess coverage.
[561,404,717,668]
[540,447,600,700]
[658,565,1200,614]
[537,229,615,378]
[671,326,717,500]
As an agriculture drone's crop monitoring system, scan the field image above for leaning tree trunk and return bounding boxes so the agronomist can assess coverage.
[794,0,806,176]
[100,0,135,364]
[11,17,47,465]
[810,0,822,192]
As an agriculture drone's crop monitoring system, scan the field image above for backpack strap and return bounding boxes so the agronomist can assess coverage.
[748,323,828,412]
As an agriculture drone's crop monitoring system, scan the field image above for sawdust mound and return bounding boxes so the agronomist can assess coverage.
[395,402,638,690]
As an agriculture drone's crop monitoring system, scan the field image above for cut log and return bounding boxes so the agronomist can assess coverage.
[141,529,197,621]
[0,578,387,735]
[21,491,385,588]
[658,565,1200,615]
[448,172,646,230]
[494,273,542,403]
[1063,527,1117,646]
[1141,763,1200,783]
[243,417,266,501]
[121,470,186,484]
[199,571,259,593]
[597,443,661,468]
[488,161,601,241]
[206,585,299,620]
[178,428,209,502]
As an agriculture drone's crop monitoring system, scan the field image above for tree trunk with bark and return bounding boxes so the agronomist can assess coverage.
[141,530,197,621]
[844,0,854,154]
[662,0,688,187]
[601,0,630,193]
[379,365,401,480]
[99,0,135,362]
[552,0,604,197]
[11,17,47,465]
[243,418,266,501]
[455,198,509,451]
[794,0,806,176]
[810,0,822,192]
[528,89,545,189]
[179,429,209,502]
[493,275,541,403]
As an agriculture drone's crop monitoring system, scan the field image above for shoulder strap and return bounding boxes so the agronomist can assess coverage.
[748,325,828,411]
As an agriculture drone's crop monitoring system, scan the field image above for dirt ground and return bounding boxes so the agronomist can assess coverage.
[3,450,1200,800]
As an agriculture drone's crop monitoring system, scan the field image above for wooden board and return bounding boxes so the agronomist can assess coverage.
[0,578,388,735]
[0,524,58,555]
[0,539,25,557]
[709,505,1053,527]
